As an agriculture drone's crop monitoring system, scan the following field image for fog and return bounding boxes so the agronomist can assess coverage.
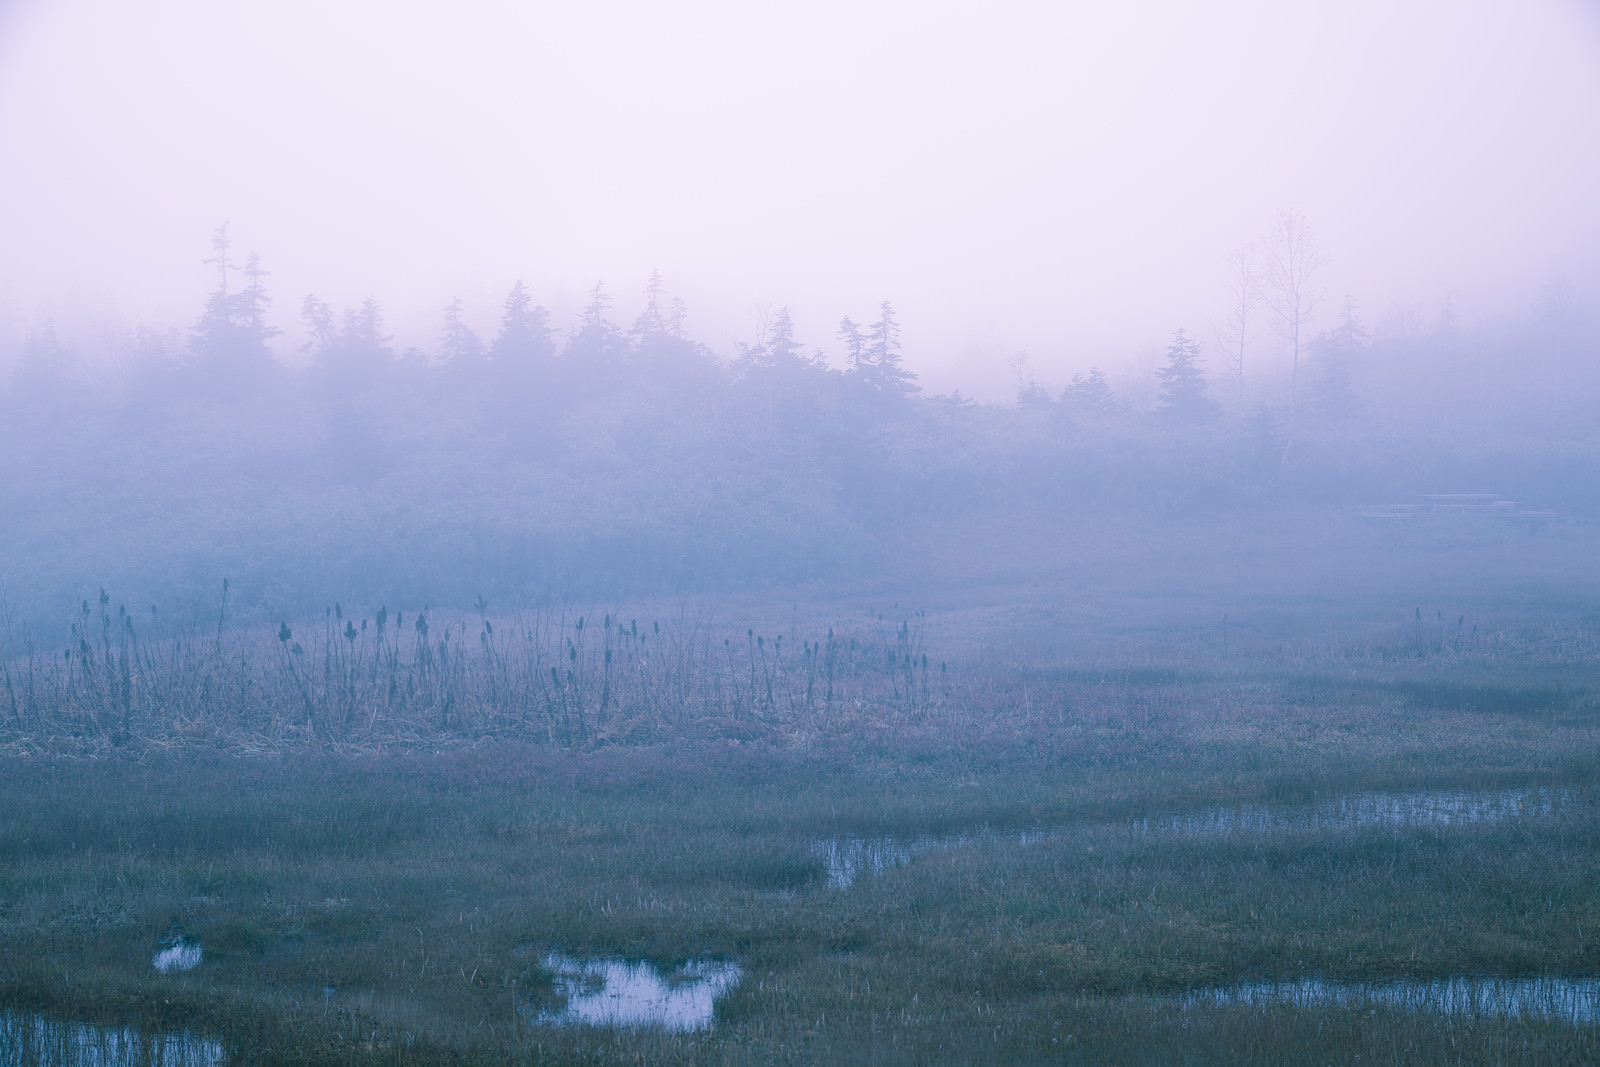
[3,0,1599,394]
[0,0,1597,637]
[9,8,1600,1061]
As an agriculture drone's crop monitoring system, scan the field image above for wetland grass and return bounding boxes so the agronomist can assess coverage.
[2,606,1599,1062]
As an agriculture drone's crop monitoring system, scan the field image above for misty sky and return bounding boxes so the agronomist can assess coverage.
[2,0,1597,396]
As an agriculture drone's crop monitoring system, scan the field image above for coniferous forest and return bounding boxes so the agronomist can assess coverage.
[3,226,1597,637]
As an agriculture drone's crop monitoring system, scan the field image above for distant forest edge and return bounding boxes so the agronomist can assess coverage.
[1,222,1596,633]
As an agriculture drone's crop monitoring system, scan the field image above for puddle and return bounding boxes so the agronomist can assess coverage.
[1136,786,1574,838]
[814,788,1579,888]
[1187,976,1600,1025]
[811,836,919,889]
[153,941,203,973]
[810,829,1057,890]
[0,1012,225,1066]
[528,953,742,1031]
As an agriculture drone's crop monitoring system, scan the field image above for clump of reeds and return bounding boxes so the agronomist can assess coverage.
[0,588,951,749]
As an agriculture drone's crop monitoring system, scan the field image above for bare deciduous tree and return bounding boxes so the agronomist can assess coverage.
[1263,211,1326,427]
[1216,241,1259,416]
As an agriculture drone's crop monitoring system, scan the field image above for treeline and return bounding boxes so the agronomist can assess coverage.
[8,224,1592,443]
[0,227,1596,632]
[7,226,921,421]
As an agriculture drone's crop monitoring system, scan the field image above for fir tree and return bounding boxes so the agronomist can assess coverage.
[1309,294,1365,422]
[189,225,279,390]
[561,282,627,396]
[1062,366,1119,415]
[1010,353,1052,409]
[304,296,393,392]
[631,275,720,388]
[737,307,809,374]
[630,270,669,342]
[847,302,917,398]
[1016,378,1053,409]
[734,307,834,401]
[300,295,336,356]
[339,299,392,368]
[837,316,865,370]
[440,298,485,367]
[1155,329,1219,423]
[488,281,553,370]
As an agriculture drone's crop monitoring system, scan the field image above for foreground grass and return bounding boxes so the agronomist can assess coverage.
[2,650,1599,1064]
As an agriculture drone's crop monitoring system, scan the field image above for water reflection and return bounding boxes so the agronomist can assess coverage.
[814,787,1578,888]
[529,954,742,1031]
[1136,786,1573,838]
[0,1012,225,1066]
[811,830,1055,890]
[1188,975,1600,1025]
[811,836,917,889]
[152,942,202,974]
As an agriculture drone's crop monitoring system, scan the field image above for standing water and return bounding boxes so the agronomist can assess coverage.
[812,787,1580,889]
[152,942,202,974]
[1135,786,1574,837]
[528,954,743,1031]
[1187,975,1600,1025]
[0,1012,226,1066]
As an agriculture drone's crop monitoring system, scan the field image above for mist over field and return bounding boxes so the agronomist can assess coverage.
[4,3,1600,1064]
[1,0,1598,631]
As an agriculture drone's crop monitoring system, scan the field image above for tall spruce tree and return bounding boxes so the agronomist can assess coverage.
[189,225,279,391]
[488,281,553,388]
[561,283,627,397]
[1062,366,1119,415]
[630,270,669,342]
[1310,294,1365,422]
[302,295,393,394]
[440,298,486,367]
[1155,329,1219,423]
[847,301,917,398]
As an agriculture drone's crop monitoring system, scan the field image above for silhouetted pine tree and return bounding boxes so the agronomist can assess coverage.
[837,316,865,370]
[484,282,554,417]
[629,271,669,343]
[1155,329,1218,423]
[1310,295,1364,423]
[628,274,719,389]
[847,301,917,399]
[561,283,627,398]
[1062,367,1120,415]
[188,225,280,392]
[737,307,808,375]
[1015,362,1054,409]
[303,295,393,395]
[440,298,486,367]
[490,282,553,369]
[732,307,837,457]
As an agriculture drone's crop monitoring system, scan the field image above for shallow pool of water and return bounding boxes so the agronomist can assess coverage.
[811,836,919,889]
[528,953,743,1031]
[813,787,1579,888]
[0,1012,226,1066]
[810,828,1059,889]
[1187,975,1600,1025]
[1136,786,1574,838]
[152,941,203,974]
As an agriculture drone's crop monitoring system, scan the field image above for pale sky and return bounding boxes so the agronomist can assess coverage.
[2,0,1598,396]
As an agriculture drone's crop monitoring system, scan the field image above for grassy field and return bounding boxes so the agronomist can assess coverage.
[2,600,1600,1064]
